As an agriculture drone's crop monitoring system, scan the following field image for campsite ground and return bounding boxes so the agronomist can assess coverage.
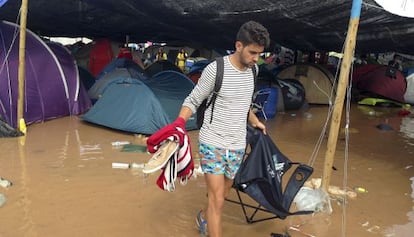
[0,105,413,237]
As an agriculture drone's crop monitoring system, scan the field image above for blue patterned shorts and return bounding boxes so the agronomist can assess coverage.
[199,143,245,179]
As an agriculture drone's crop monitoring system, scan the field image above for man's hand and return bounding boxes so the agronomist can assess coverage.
[251,120,266,135]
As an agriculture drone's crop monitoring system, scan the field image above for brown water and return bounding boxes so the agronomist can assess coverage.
[0,105,413,237]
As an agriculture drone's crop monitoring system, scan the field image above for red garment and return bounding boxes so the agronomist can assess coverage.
[147,119,193,192]
[117,48,133,60]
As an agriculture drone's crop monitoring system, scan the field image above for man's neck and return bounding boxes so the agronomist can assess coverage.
[229,54,247,71]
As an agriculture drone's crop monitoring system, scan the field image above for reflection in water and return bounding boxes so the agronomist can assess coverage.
[76,129,104,161]
[400,116,414,140]
[384,177,414,237]
[18,136,38,235]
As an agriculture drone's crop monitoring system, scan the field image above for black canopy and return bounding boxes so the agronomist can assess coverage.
[1,0,414,54]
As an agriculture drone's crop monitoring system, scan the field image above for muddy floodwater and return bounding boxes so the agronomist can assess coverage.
[1,105,413,237]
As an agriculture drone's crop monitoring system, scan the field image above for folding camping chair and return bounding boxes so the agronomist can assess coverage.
[226,126,314,223]
[252,88,271,120]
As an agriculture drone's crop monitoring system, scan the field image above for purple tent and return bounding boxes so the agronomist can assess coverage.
[0,20,91,128]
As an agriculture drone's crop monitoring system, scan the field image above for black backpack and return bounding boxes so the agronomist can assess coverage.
[196,57,257,129]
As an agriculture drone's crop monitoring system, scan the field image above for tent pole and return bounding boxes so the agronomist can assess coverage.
[17,0,29,134]
[321,0,362,191]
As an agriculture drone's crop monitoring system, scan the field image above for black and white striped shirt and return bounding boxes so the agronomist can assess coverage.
[183,56,256,150]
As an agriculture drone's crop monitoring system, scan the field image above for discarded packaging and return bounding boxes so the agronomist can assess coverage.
[112,162,130,169]
[112,162,144,169]
[354,186,368,193]
[0,193,6,207]
[111,141,130,146]
[0,178,12,188]
[304,178,357,198]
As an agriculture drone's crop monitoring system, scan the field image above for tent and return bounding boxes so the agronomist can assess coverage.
[276,63,335,105]
[352,64,407,103]
[88,39,115,77]
[46,41,91,115]
[82,70,197,134]
[0,20,91,128]
[88,67,145,102]
[95,57,145,80]
[82,78,171,135]
[144,60,182,77]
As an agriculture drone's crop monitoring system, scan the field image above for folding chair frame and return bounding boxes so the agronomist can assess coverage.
[226,163,314,224]
[226,189,280,224]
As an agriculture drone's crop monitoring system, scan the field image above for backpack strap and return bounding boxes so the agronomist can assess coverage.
[206,57,224,124]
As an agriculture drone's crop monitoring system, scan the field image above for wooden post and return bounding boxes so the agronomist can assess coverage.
[321,0,362,191]
[17,0,29,134]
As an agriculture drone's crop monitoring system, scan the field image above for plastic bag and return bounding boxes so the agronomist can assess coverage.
[293,187,332,213]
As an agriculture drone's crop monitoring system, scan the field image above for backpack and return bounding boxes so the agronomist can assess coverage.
[196,57,257,129]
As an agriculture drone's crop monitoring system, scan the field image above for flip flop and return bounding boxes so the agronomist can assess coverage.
[143,140,179,174]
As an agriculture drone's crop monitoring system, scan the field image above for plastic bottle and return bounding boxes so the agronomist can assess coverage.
[354,187,368,193]
[111,141,130,146]
[112,162,130,169]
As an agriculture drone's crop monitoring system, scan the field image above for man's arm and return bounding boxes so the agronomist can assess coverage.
[248,108,266,134]
[178,106,193,122]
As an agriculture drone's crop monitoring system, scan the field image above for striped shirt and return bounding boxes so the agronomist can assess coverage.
[182,56,256,150]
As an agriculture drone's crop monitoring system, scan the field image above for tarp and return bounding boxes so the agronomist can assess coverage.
[0,20,91,128]
[1,1,414,54]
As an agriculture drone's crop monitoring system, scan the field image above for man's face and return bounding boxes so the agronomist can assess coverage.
[236,41,264,68]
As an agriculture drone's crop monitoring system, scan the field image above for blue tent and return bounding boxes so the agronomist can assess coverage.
[95,58,145,80]
[81,70,197,134]
[88,68,140,101]
[143,70,197,130]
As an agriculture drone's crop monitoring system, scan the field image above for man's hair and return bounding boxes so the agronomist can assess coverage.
[236,21,270,48]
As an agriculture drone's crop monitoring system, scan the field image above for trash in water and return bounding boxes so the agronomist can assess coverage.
[354,186,368,193]
[376,123,393,131]
[112,162,130,169]
[303,112,312,119]
[112,162,144,169]
[111,141,131,147]
[0,177,12,188]
[293,187,332,213]
[0,193,6,207]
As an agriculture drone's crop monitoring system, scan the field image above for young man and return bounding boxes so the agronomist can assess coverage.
[173,21,270,236]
